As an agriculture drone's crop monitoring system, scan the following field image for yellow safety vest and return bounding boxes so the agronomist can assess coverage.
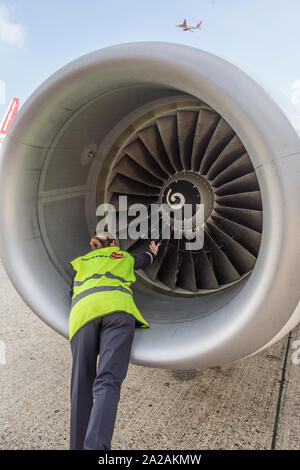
[69,246,149,341]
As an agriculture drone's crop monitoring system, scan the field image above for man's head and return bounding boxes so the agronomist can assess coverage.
[90,231,117,250]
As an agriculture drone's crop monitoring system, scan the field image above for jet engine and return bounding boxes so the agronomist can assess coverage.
[0,42,299,369]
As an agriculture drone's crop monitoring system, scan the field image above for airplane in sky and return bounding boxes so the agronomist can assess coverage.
[176,19,203,31]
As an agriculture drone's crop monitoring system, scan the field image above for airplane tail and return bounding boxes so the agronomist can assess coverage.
[0,98,19,136]
[183,19,187,27]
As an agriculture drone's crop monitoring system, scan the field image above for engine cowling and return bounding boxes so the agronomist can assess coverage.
[0,42,299,369]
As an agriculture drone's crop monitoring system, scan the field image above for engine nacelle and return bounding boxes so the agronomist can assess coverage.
[0,42,299,369]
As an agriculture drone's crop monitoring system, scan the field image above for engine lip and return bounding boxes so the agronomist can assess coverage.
[0,42,299,368]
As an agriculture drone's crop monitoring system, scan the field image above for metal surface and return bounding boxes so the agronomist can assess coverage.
[0,42,299,370]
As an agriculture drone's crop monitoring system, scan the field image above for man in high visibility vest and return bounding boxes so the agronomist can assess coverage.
[69,232,161,450]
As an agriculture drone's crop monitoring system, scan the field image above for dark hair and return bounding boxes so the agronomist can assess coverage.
[91,232,115,249]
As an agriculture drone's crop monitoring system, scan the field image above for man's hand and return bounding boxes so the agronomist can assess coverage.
[149,240,161,256]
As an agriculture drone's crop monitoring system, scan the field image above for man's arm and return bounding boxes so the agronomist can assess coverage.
[133,241,161,270]
[70,272,75,298]
[133,251,154,270]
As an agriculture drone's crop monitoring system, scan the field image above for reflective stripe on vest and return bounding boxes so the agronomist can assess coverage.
[71,285,133,308]
[73,271,134,287]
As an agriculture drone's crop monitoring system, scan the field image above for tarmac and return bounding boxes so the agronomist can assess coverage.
[0,258,299,450]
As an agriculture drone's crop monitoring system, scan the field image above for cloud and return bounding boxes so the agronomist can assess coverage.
[0,3,24,47]
[291,80,300,105]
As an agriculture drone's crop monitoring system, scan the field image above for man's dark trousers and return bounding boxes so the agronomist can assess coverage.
[69,311,136,450]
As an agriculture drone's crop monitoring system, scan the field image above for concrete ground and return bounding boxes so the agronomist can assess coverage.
[0,258,299,450]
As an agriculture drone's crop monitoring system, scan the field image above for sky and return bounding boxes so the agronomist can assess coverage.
[1,0,300,121]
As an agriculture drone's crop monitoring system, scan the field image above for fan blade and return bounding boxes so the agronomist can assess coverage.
[200,118,235,174]
[205,231,241,284]
[211,214,261,257]
[138,126,175,175]
[206,135,245,180]
[124,140,168,180]
[215,191,262,210]
[157,238,179,289]
[191,109,220,171]
[211,153,254,187]
[114,155,164,187]
[207,222,256,274]
[156,116,182,172]
[177,110,198,170]
[215,205,262,232]
[194,250,219,289]
[214,172,260,196]
[176,251,197,291]
[108,173,160,196]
